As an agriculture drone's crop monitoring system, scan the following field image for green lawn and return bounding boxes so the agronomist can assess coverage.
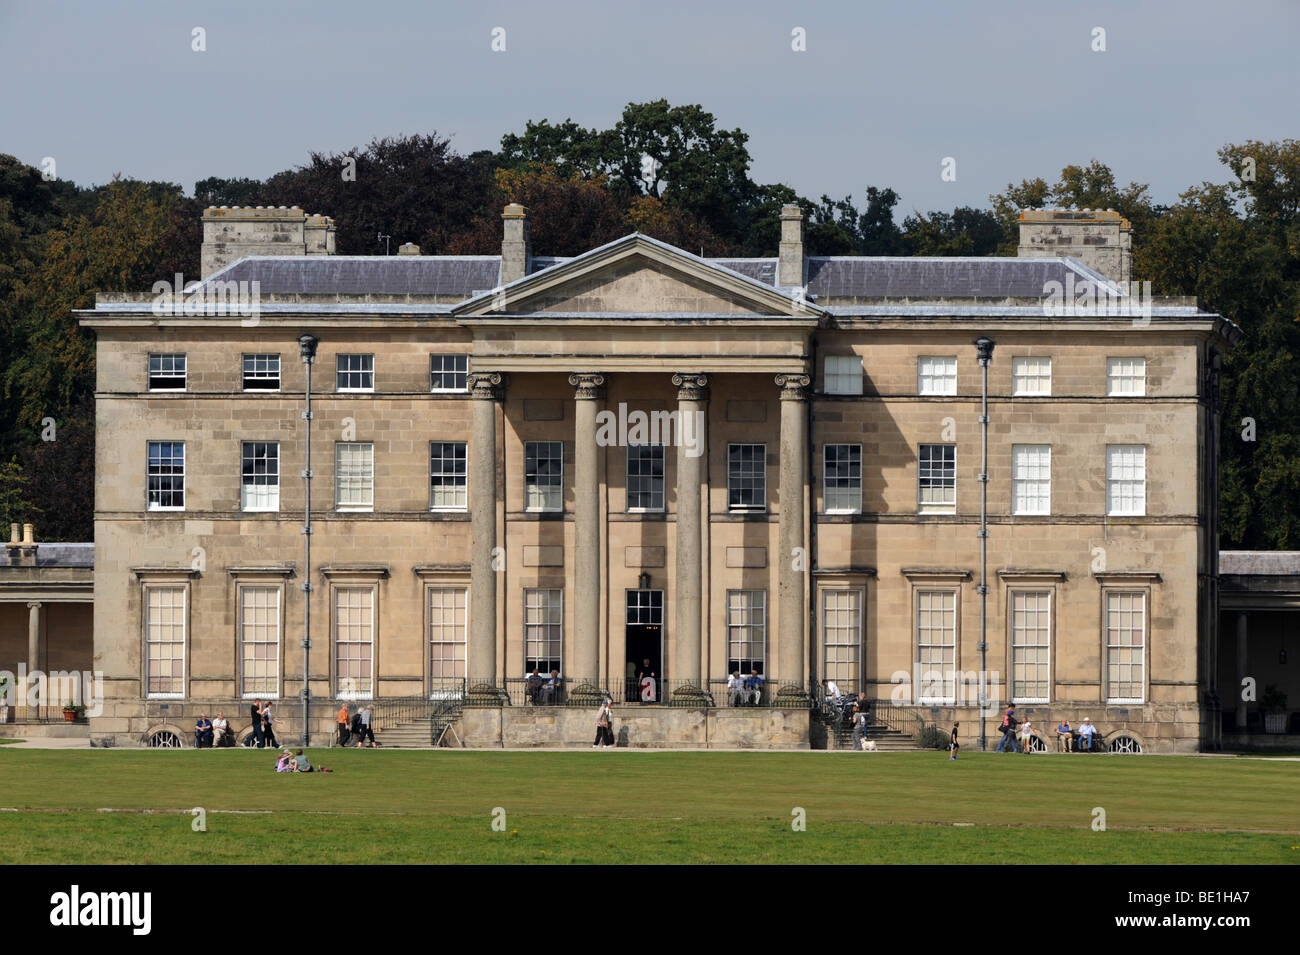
[1,749,1296,864]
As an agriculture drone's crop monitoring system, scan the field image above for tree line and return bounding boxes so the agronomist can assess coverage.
[0,101,1296,548]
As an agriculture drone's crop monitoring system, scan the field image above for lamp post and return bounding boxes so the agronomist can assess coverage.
[298,333,319,746]
[974,336,995,752]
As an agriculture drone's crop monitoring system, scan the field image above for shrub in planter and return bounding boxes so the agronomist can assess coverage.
[1262,685,1289,734]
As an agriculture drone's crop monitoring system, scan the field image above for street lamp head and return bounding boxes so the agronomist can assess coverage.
[298,334,319,363]
[974,336,996,364]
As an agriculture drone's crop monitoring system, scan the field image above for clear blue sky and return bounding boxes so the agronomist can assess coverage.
[2,0,1294,214]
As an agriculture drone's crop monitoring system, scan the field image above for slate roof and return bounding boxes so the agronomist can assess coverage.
[804,257,1113,298]
[1219,551,1300,576]
[193,249,1117,302]
[0,543,94,568]
[198,256,505,296]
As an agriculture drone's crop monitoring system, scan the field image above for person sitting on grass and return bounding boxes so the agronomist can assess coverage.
[194,715,213,749]
[289,749,333,773]
[275,750,294,772]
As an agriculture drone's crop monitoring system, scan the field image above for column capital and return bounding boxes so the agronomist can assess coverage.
[568,372,607,400]
[468,371,506,400]
[26,601,42,611]
[672,373,710,401]
[775,373,811,400]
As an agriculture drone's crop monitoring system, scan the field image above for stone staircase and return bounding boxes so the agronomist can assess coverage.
[363,704,463,749]
[829,719,917,751]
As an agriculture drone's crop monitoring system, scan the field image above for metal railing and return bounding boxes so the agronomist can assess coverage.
[486,678,824,708]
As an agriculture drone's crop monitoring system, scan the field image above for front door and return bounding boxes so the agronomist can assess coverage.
[626,590,664,702]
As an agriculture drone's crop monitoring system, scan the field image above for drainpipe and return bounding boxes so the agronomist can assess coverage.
[974,337,995,751]
[807,335,818,696]
[299,334,319,746]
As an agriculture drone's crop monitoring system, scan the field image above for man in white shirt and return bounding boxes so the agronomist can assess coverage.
[727,672,744,707]
[1076,718,1098,751]
[823,679,842,704]
[211,711,229,747]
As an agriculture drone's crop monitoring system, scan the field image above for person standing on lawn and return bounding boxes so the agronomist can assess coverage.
[593,699,614,748]
[261,701,279,749]
[995,703,1017,753]
[250,699,265,748]
[337,703,350,746]
[948,721,960,760]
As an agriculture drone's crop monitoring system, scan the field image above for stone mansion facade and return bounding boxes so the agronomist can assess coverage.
[74,203,1240,751]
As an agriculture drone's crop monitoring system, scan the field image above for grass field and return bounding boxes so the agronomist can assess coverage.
[1,748,1297,864]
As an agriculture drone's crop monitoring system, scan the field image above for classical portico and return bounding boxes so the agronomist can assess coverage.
[456,232,822,691]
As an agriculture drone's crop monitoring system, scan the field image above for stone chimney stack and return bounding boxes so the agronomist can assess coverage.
[200,206,335,279]
[500,203,531,285]
[1016,208,1132,285]
[5,522,37,567]
[778,204,806,288]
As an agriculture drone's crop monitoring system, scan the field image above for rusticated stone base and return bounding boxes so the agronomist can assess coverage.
[456,705,810,749]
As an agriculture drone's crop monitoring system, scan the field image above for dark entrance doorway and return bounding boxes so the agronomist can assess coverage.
[626,589,664,702]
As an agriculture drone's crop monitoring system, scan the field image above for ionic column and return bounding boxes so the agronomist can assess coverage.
[25,601,41,715]
[570,373,606,688]
[468,372,504,691]
[1235,612,1248,731]
[672,373,709,689]
[776,374,810,697]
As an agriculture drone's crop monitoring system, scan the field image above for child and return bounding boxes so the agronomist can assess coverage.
[275,750,293,772]
[948,721,960,760]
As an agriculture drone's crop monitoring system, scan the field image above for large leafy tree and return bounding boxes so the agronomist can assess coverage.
[1139,143,1300,547]
[200,134,498,255]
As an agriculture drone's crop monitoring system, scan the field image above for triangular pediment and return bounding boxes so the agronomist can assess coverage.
[454,234,822,319]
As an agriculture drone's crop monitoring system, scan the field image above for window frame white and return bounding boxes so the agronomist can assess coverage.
[1107,357,1147,397]
[1104,590,1147,704]
[1011,444,1051,516]
[427,586,468,689]
[336,353,375,393]
[915,589,957,705]
[239,584,281,699]
[524,440,564,513]
[241,441,280,512]
[144,584,187,699]
[824,355,864,396]
[1012,356,1052,396]
[524,588,563,675]
[726,589,767,676]
[1010,590,1051,704]
[146,441,186,511]
[727,443,767,512]
[335,441,375,512]
[821,588,863,689]
[917,356,957,396]
[241,354,281,392]
[430,354,470,393]
[917,443,956,514]
[147,353,187,392]
[1106,444,1146,517]
[429,441,468,511]
[333,585,376,701]
[823,443,863,514]
[626,444,665,513]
